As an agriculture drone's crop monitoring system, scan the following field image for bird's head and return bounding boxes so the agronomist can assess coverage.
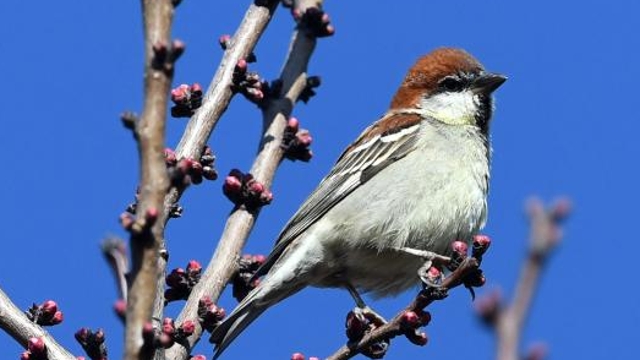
[390,48,506,133]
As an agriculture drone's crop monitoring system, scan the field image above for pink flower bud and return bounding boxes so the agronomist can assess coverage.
[473,234,491,249]
[235,59,247,73]
[187,260,202,273]
[20,351,31,360]
[252,254,266,265]
[248,181,264,194]
[199,296,213,308]
[27,337,46,355]
[94,329,105,344]
[75,328,89,342]
[402,311,419,328]
[287,117,300,131]
[427,266,441,278]
[451,240,468,254]
[166,268,186,287]
[51,311,64,325]
[114,299,126,317]
[162,318,175,335]
[296,131,313,147]
[191,356,206,360]
[190,82,202,95]
[180,320,196,335]
[142,322,155,338]
[223,175,243,194]
[159,332,174,348]
[145,207,158,223]
[291,353,305,360]
[260,189,274,204]
[170,89,185,102]
[41,300,58,316]
[190,160,203,175]
[218,34,231,49]
[325,25,335,36]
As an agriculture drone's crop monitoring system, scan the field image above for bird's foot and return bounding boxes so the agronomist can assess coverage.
[345,306,390,358]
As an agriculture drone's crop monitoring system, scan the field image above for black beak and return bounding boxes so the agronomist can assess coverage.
[471,73,507,94]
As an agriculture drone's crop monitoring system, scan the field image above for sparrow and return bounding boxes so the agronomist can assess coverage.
[211,47,506,357]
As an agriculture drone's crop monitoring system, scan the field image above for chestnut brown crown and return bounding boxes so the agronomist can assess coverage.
[390,48,484,110]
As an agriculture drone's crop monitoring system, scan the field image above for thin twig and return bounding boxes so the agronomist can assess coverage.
[491,197,570,360]
[124,0,174,359]
[0,288,75,360]
[164,2,324,359]
[326,259,480,360]
[150,1,280,334]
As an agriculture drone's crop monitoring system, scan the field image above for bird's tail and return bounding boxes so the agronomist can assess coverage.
[210,272,305,359]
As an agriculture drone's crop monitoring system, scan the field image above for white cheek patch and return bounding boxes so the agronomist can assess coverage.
[420,90,479,125]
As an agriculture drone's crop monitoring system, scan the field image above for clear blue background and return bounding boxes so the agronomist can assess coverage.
[1,1,637,359]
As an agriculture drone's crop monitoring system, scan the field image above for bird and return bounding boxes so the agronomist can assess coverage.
[210,47,506,357]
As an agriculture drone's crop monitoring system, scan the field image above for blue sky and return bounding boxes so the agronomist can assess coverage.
[1,1,638,359]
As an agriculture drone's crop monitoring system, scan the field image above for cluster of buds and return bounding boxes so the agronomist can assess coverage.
[399,310,431,346]
[291,6,335,38]
[152,39,185,74]
[119,206,158,235]
[298,76,321,104]
[75,328,107,360]
[20,337,47,360]
[231,59,266,104]
[166,147,218,187]
[142,318,196,349]
[442,235,491,299]
[218,34,256,63]
[165,260,203,303]
[290,353,319,360]
[345,309,389,358]
[199,296,226,333]
[282,117,313,162]
[232,254,266,301]
[26,300,63,326]
[171,83,203,118]
[223,169,273,209]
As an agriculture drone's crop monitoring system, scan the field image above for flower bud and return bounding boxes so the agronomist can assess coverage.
[27,337,46,355]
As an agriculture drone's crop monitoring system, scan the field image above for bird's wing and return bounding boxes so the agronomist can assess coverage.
[253,112,423,279]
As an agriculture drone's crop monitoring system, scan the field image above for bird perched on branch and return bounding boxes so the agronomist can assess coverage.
[211,47,506,357]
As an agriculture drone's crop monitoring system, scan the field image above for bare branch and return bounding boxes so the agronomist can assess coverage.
[124,0,175,359]
[150,1,280,341]
[326,259,480,360]
[0,288,75,360]
[474,197,570,360]
[164,1,326,358]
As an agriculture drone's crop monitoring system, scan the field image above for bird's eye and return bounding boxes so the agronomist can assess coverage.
[439,77,463,92]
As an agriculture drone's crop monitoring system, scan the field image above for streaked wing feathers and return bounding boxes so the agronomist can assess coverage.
[253,113,422,279]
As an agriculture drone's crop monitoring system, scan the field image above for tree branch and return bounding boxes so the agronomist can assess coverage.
[150,1,280,335]
[474,197,570,360]
[164,1,324,359]
[124,1,174,359]
[0,288,75,360]
[326,258,480,360]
